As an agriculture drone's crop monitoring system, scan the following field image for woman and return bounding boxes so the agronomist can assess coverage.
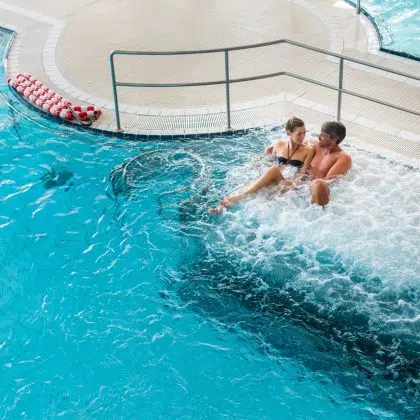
[209,117,314,214]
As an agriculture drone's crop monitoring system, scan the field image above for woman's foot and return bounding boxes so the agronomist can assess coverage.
[208,195,242,214]
[208,204,225,215]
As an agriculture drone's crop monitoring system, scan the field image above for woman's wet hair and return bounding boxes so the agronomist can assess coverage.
[285,116,305,133]
[321,121,346,144]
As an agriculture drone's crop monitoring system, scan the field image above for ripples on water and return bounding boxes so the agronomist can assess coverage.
[0,88,419,417]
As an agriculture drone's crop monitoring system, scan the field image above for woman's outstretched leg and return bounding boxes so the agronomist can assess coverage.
[209,167,285,214]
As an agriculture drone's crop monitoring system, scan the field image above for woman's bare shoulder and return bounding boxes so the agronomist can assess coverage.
[273,139,288,149]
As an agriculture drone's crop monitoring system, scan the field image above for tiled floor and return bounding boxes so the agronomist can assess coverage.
[1,0,419,157]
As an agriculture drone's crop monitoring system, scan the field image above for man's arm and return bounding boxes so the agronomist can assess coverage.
[325,154,352,180]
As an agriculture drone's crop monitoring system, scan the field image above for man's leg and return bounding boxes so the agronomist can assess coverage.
[311,179,330,206]
[209,167,285,214]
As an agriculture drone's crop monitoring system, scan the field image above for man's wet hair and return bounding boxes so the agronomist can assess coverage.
[321,121,346,144]
[285,116,305,133]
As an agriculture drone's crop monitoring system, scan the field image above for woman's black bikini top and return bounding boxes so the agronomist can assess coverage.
[277,156,304,167]
[276,143,304,167]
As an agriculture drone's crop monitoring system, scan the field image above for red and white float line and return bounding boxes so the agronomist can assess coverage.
[8,73,102,123]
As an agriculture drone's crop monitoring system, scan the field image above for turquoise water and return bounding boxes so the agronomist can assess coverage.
[1,29,419,418]
[356,0,420,58]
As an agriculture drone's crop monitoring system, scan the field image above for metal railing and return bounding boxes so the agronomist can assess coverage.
[109,38,420,131]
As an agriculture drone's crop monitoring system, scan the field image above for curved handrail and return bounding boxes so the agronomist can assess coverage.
[110,39,419,80]
[109,38,420,131]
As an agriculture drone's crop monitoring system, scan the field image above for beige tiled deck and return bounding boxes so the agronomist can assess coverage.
[1,0,419,157]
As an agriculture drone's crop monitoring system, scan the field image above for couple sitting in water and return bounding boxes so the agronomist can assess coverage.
[209,117,352,214]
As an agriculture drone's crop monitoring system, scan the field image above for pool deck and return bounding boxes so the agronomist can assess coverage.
[1,0,419,157]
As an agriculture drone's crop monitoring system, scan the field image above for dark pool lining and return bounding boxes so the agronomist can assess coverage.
[344,0,420,62]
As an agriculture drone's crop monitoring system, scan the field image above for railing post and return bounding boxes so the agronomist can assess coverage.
[224,50,232,130]
[356,0,361,14]
[110,53,122,131]
[337,57,344,121]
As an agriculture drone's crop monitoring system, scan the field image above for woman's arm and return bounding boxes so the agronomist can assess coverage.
[301,145,316,174]
[265,145,274,155]
[265,140,285,156]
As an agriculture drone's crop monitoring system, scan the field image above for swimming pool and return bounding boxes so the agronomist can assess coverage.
[347,0,420,59]
[1,28,419,418]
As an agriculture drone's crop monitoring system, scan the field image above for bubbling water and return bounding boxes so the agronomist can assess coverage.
[211,138,419,287]
[172,134,419,404]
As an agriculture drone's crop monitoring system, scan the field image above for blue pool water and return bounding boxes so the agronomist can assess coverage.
[1,29,419,418]
[351,0,420,58]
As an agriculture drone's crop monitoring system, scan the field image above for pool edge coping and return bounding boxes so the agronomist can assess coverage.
[1,25,419,148]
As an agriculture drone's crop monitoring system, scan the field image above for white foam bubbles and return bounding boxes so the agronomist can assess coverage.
[203,138,420,338]
[216,140,420,286]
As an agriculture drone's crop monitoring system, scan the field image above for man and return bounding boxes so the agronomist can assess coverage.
[307,121,352,206]
[209,120,351,213]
